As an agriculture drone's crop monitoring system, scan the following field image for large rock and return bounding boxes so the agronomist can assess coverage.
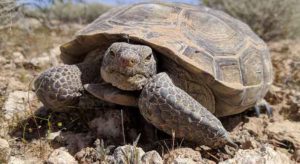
[220,145,292,164]
[2,91,35,122]
[266,120,300,148]
[46,148,78,164]
[0,138,11,163]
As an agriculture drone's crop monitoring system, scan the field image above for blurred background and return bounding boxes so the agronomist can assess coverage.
[1,0,299,41]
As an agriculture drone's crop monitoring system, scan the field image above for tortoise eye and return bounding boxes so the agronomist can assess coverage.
[145,54,152,61]
[109,51,115,57]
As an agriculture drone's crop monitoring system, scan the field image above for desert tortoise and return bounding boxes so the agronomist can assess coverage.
[34,2,273,148]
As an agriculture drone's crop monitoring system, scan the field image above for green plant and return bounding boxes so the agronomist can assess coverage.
[94,139,115,163]
[202,0,300,41]
[121,134,141,164]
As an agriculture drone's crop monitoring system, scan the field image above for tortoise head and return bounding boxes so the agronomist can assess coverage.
[101,42,157,91]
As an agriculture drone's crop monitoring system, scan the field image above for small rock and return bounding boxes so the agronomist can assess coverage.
[141,150,163,164]
[46,148,78,164]
[8,156,42,164]
[113,145,145,164]
[0,138,11,163]
[0,56,8,64]
[173,158,196,164]
[30,56,51,68]
[29,47,60,68]
[220,145,292,164]
[12,52,25,64]
[266,120,300,148]
[8,157,24,164]
[2,91,35,122]
[164,148,202,164]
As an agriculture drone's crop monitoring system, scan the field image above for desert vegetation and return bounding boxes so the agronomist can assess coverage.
[202,0,300,41]
[1,0,111,29]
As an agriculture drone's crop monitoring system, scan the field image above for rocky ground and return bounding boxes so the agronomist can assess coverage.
[0,23,299,164]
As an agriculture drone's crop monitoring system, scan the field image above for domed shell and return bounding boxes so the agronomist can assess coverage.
[60,2,273,116]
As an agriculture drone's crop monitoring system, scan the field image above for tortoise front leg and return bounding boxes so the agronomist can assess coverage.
[34,65,84,111]
[139,72,236,148]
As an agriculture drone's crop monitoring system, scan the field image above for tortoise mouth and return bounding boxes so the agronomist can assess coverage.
[101,68,149,91]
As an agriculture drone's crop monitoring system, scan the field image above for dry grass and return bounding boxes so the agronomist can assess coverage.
[0,0,18,27]
[203,0,300,41]
[1,0,111,30]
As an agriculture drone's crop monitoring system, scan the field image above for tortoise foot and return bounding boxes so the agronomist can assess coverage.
[254,99,273,118]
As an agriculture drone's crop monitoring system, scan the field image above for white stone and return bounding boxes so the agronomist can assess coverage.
[220,145,292,164]
[173,158,197,164]
[8,156,41,164]
[8,157,25,164]
[141,150,163,164]
[0,138,11,163]
[30,56,51,67]
[46,148,78,164]
[12,52,25,63]
[2,91,35,121]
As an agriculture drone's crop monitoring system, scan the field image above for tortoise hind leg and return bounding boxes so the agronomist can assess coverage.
[254,99,273,118]
[139,72,237,148]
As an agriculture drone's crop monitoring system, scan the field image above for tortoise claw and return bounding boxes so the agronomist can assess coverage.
[254,99,273,118]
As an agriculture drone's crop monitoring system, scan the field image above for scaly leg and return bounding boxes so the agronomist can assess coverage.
[138,73,237,148]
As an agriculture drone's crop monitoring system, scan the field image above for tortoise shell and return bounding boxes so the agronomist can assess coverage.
[60,2,273,116]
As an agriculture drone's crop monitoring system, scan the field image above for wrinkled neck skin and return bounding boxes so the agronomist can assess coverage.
[77,51,103,84]
[100,42,157,91]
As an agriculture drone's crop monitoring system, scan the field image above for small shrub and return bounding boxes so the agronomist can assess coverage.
[47,1,111,24]
[202,0,300,41]
[0,0,18,27]
[2,0,111,28]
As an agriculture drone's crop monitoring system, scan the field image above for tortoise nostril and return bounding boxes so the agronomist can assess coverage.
[120,58,136,67]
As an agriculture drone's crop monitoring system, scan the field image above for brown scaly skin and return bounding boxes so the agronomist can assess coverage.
[34,42,236,148]
[34,59,101,111]
[139,73,235,148]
